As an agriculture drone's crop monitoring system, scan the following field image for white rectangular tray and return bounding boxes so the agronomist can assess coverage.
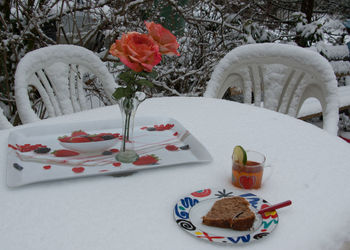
[7,116,212,187]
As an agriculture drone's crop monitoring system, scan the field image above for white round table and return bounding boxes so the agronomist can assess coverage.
[1,97,349,250]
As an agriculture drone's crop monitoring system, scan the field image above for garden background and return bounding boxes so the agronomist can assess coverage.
[1,0,350,127]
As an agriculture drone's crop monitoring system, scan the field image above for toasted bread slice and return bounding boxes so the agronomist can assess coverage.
[202,196,255,231]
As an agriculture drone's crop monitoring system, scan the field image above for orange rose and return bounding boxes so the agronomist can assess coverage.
[109,32,162,72]
[145,21,180,56]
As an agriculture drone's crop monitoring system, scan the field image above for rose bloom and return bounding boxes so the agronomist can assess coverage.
[109,32,162,72]
[145,21,180,56]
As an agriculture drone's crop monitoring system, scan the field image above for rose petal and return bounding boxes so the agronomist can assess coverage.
[109,32,161,72]
[145,21,180,56]
[119,55,143,72]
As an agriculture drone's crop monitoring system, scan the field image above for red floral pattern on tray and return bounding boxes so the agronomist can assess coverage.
[113,162,121,167]
[72,167,85,173]
[9,125,188,169]
[133,155,159,165]
[7,118,212,187]
[7,119,210,188]
[165,145,178,151]
[9,144,48,152]
[141,123,174,131]
[58,130,121,143]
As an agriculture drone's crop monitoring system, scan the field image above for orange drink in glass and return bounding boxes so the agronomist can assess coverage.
[232,150,266,189]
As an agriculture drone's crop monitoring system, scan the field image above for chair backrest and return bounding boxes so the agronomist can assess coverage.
[15,45,117,124]
[204,43,339,135]
[0,107,13,129]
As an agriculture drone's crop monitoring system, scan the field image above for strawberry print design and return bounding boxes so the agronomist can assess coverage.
[9,144,47,152]
[52,149,80,157]
[58,136,71,143]
[69,137,91,143]
[71,130,88,137]
[165,145,178,151]
[8,144,18,150]
[142,124,174,132]
[113,162,121,167]
[133,155,159,165]
[154,124,174,131]
[72,167,85,173]
[58,130,120,143]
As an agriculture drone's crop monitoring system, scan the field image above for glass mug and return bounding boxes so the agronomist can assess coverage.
[232,150,268,189]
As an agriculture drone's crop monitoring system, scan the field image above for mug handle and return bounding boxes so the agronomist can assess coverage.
[262,163,273,184]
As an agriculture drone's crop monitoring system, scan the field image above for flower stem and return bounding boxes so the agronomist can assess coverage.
[121,97,133,152]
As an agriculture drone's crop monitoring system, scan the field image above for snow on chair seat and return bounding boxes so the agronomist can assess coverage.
[15,45,117,124]
[204,43,339,135]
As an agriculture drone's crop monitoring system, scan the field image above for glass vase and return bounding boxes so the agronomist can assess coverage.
[115,92,145,163]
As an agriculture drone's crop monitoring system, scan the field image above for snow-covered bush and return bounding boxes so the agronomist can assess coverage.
[292,12,324,47]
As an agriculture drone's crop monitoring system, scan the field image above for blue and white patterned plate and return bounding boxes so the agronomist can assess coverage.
[174,188,278,244]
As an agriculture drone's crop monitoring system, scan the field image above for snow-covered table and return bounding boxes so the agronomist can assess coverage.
[1,97,349,250]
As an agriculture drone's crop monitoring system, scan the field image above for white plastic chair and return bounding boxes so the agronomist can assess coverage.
[15,45,117,124]
[204,43,339,135]
[0,107,13,129]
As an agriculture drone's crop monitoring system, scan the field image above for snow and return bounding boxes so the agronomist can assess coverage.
[0,97,349,250]
[14,45,117,124]
[330,61,350,76]
[204,43,339,135]
[297,85,350,119]
[316,42,349,60]
[0,106,12,129]
[322,18,346,37]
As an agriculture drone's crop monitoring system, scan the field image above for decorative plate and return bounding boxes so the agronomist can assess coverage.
[59,138,119,153]
[174,188,278,244]
[7,116,212,187]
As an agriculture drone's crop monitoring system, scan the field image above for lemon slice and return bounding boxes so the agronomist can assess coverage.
[233,145,247,165]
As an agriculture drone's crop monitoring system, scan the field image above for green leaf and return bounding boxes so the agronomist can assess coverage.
[119,71,135,83]
[114,62,124,67]
[136,71,148,78]
[112,88,126,100]
[112,86,136,100]
[124,86,134,97]
[148,70,158,79]
[135,79,154,87]
[136,70,158,79]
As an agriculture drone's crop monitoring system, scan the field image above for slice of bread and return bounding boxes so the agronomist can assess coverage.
[202,196,255,231]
